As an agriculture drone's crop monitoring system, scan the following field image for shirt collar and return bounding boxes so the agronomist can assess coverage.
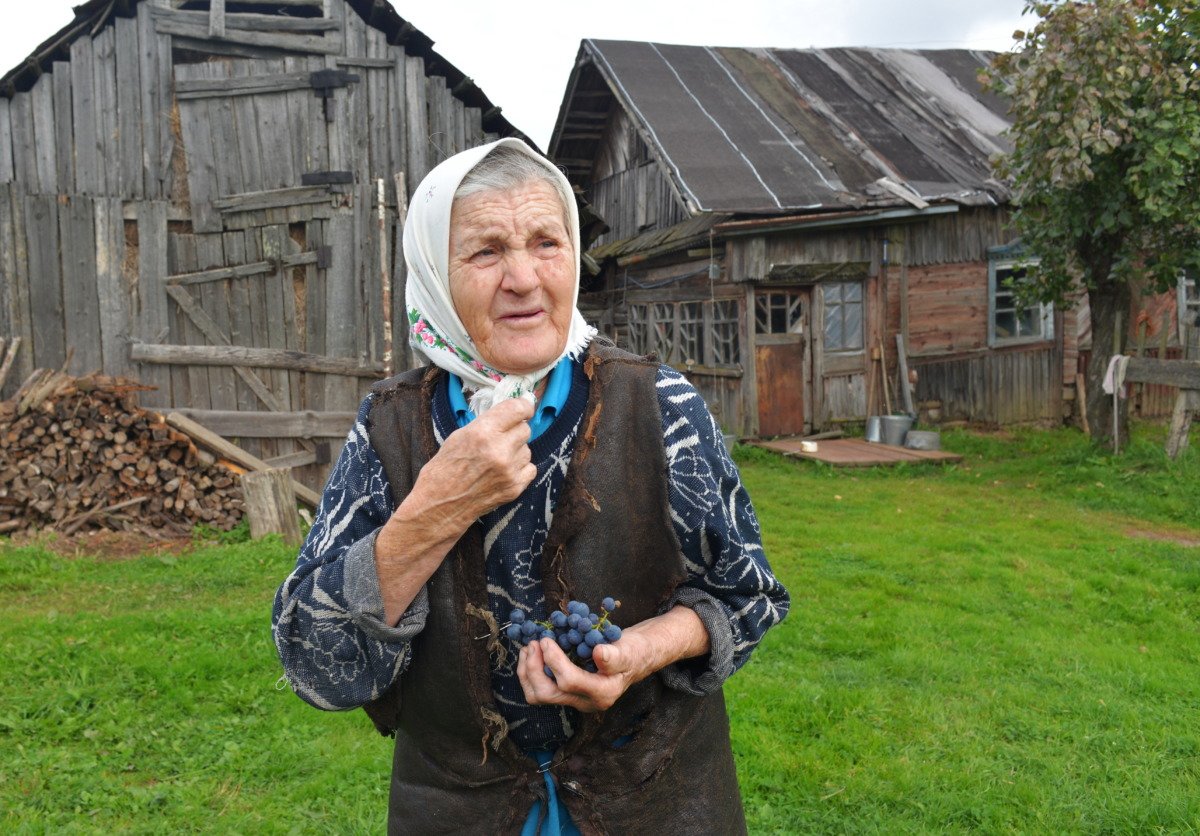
[448,356,574,442]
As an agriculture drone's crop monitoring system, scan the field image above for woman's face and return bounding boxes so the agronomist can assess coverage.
[447,180,575,376]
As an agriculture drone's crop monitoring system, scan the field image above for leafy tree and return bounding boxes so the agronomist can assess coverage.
[983,0,1200,443]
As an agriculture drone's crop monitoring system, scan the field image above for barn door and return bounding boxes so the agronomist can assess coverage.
[754,289,810,437]
[134,51,387,489]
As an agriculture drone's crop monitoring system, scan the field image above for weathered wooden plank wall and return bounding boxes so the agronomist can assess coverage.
[906,261,988,356]
[592,163,687,246]
[0,0,512,483]
[912,344,1063,425]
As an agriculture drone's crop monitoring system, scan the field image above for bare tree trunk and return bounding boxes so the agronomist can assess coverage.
[1085,280,1132,446]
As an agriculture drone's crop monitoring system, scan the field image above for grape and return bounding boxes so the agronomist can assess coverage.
[501,596,623,672]
[584,629,604,647]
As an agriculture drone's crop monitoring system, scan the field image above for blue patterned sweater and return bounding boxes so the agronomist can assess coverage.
[272,362,789,751]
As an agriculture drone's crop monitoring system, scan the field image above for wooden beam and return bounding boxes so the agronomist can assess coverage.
[1123,357,1200,389]
[153,13,343,55]
[173,409,355,439]
[130,342,384,377]
[165,412,321,508]
[213,186,336,214]
[263,449,320,470]
[209,0,225,38]
[164,252,319,286]
[176,71,311,100]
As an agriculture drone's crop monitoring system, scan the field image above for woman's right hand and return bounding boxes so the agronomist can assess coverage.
[411,396,538,527]
[373,396,536,625]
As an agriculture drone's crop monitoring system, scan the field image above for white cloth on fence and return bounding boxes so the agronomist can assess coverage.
[1102,355,1130,399]
[402,137,595,415]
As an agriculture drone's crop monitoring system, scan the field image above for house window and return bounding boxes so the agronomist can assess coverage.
[989,259,1053,345]
[756,291,803,335]
[678,301,705,365]
[1180,271,1199,354]
[711,300,740,365]
[624,299,741,368]
[627,303,650,355]
[822,282,864,352]
[652,302,677,362]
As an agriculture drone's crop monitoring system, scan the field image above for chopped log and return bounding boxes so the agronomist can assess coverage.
[0,373,244,535]
[241,468,302,547]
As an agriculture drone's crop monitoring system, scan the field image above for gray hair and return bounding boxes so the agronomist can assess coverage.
[454,144,573,223]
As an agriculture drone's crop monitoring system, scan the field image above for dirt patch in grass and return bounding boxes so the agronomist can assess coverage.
[8,529,194,560]
[1125,528,1200,548]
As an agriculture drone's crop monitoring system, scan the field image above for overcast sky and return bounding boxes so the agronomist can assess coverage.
[0,0,1032,148]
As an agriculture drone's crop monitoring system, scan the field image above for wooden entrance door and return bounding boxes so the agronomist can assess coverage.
[754,289,809,437]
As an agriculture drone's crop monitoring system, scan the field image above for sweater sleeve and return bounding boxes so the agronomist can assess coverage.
[653,367,790,696]
[271,394,428,711]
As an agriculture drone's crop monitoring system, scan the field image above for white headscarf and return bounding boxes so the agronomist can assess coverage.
[403,138,596,415]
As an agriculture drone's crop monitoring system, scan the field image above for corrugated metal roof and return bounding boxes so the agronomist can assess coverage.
[558,40,1011,214]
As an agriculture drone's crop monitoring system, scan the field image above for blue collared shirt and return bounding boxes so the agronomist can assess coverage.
[448,357,575,441]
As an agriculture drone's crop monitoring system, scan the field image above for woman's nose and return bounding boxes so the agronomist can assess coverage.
[500,250,540,293]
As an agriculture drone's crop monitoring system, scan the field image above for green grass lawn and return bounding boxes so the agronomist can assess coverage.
[2,424,1198,833]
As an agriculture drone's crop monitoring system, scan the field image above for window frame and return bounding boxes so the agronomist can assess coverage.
[624,298,742,370]
[988,258,1054,347]
[1181,270,1200,356]
[821,281,865,353]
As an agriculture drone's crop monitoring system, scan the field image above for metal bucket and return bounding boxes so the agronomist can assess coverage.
[865,416,882,443]
[880,415,914,446]
[904,430,941,451]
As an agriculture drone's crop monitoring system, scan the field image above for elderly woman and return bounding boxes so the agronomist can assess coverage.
[272,138,788,835]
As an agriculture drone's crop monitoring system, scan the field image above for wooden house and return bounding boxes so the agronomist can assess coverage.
[0,0,524,489]
[551,40,1196,437]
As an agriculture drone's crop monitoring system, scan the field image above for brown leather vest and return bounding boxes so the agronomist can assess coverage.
[363,341,747,836]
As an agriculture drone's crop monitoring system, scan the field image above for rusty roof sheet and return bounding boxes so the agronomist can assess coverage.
[571,40,1011,214]
[588,212,731,263]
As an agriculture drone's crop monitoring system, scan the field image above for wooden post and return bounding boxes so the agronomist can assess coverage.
[895,333,915,417]
[241,468,302,547]
[1165,390,1197,460]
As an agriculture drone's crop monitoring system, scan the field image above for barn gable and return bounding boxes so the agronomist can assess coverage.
[0,0,526,490]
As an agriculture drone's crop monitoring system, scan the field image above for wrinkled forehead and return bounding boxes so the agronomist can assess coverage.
[448,181,572,244]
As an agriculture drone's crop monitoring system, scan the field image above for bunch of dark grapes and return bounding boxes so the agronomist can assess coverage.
[505,597,623,675]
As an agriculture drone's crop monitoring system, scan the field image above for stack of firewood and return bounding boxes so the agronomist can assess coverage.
[0,369,245,536]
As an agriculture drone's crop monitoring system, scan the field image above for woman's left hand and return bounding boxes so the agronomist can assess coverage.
[515,605,710,713]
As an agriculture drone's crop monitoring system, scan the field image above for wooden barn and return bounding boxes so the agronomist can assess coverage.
[551,40,1198,437]
[0,0,524,490]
